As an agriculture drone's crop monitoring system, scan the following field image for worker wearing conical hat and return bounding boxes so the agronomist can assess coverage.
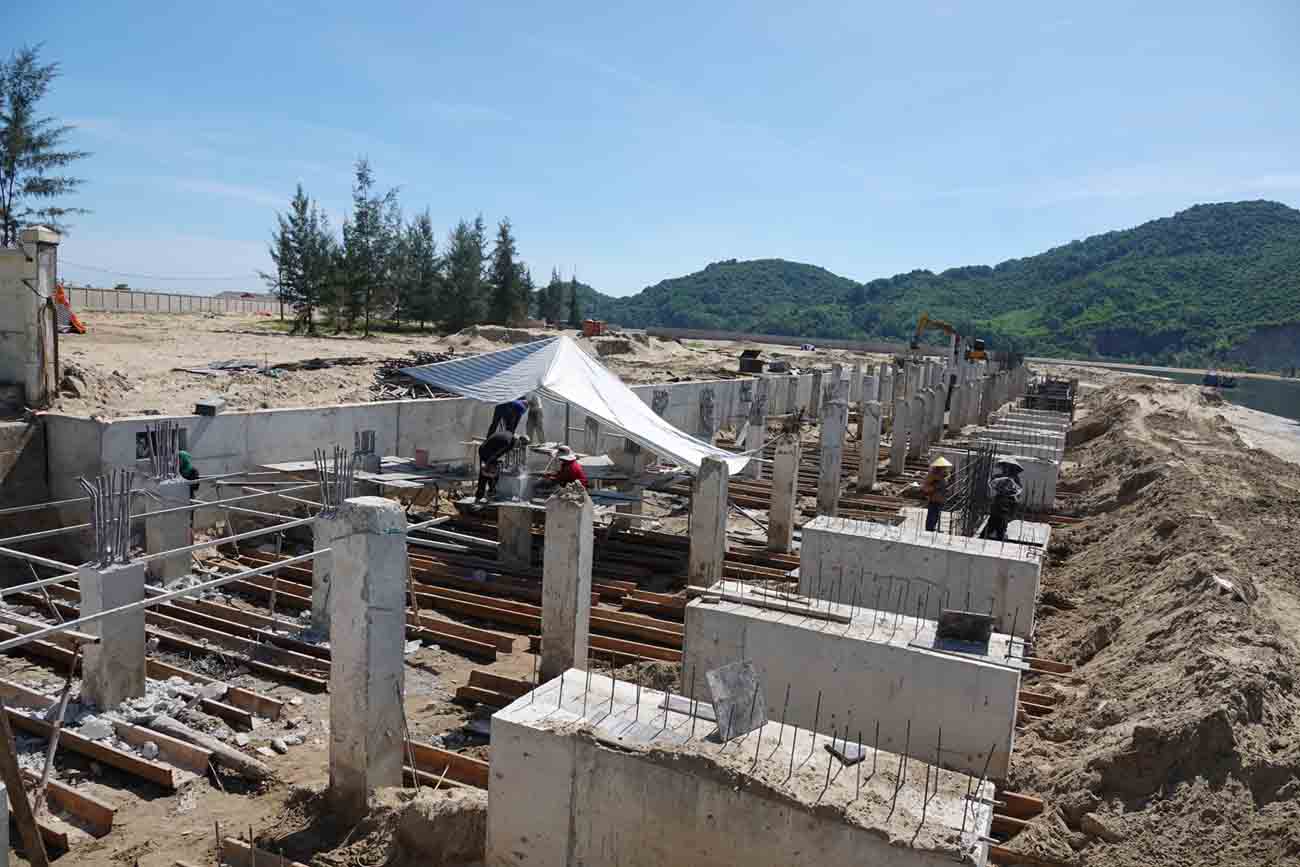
[921,456,952,532]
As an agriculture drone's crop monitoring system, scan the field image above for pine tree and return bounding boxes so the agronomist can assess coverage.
[0,45,90,247]
[541,268,565,323]
[339,159,398,336]
[402,210,439,329]
[567,276,581,326]
[261,185,335,334]
[442,217,486,331]
[518,266,535,321]
[487,218,521,325]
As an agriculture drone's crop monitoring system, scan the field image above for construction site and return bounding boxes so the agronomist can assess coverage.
[2,229,1300,867]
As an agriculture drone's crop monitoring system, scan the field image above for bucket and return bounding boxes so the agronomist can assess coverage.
[414,448,429,467]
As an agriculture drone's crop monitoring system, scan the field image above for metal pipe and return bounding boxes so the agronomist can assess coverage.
[0,546,79,573]
[0,483,320,548]
[138,515,316,563]
[0,548,328,654]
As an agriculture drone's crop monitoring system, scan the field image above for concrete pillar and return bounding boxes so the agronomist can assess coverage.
[742,377,768,479]
[879,364,895,430]
[979,375,995,425]
[907,394,926,459]
[80,562,146,708]
[786,375,798,415]
[889,394,909,475]
[0,227,59,408]
[584,416,601,455]
[767,434,801,553]
[857,373,879,442]
[857,400,882,491]
[948,372,966,436]
[904,362,920,399]
[329,496,408,822]
[541,484,593,681]
[849,362,862,405]
[689,456,729,585]
[817,392,848,516]
[497,503,535,572]
[932,375,947,442]
[808,370,823,418]
[144,478,192,583]
[312,516,343,634]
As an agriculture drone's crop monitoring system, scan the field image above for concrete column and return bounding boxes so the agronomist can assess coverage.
[907,394,926,459]
[817,393,848,516]
[857,400,882,491]
[857,373,879,441]
[889,394,910,475]
[583,417,601,455]
[849,362,862,405]
[767,434,801,553]
[979,375,995,425]
[808,370,823,418]
[948,373,966,436]
[786,375,798,415]
[329,496,407,822]
[312,516,343,634]
[144,478,192,583]
[742,377,768,479]
[541,484,593,681]
[689,456,729,585]
[932,375,948,442]
[0,227,59,408]
[879,364,895,430]
[497,503,535,572]
[80,562,146,708]
[905,362,920,399]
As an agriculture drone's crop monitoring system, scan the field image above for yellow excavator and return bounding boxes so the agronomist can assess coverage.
[909,312,987,361]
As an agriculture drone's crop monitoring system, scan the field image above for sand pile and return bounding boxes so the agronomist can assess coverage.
[1008,379,1300,865]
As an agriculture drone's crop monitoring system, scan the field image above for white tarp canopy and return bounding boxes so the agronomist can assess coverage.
[402,336,749,474]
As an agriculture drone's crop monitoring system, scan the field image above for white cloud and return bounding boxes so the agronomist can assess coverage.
[167,178,285,208]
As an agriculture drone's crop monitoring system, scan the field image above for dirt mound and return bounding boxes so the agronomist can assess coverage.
[1011,379,1300,866]
[259,784,485,867]
[455,324,544,345]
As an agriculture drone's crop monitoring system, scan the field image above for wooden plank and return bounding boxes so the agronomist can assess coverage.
[1017,689,1056,706]
[407,740,489,789]
[992,813,1031,836]
[20,768,114,837]
[1018,699,1053,718]
[407,625,496,661]
[529,634,681,664]
[148,629,327,693]
[146,611,329,673]
[144,660,284,721]
[110,720,211,775]
[220,836,311,867]
[1026,657,1073,674]
[468,670,531,698]
[409,613,515,654]
[999,790,1046,820]
[6,710,177,789]
[453,685,513,709]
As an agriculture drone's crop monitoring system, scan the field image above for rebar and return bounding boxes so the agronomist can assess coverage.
[315,445,360,515]
[78,470,135,568]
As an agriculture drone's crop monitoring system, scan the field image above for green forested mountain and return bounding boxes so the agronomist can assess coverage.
[582,201,1300,368]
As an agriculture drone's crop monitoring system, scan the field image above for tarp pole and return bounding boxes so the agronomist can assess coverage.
[565,403,571,446]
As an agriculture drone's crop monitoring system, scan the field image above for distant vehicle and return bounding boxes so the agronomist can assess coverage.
[910,312,987,362]
[114,283,130,290]
[1203,369,1238,388]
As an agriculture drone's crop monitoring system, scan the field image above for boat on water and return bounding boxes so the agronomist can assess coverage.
[1203,369,1238,388]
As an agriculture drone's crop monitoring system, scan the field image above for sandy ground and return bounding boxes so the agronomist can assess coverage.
[46,311,891,419]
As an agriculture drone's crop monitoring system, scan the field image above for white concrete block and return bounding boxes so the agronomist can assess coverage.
[488,669,994,867]
[144,478,192,582]
[685,583,1023,778]
[689,457,729,584]
[798,515,1041,638]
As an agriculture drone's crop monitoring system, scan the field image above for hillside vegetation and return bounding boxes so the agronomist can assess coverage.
[587,201,1300,368]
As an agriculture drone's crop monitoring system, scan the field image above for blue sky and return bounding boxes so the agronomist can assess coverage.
[12,0,1300,296]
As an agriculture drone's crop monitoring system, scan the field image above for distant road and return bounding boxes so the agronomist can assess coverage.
[1028,357,1293,383]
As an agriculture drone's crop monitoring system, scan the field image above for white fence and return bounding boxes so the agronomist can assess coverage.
[65,287,279,315]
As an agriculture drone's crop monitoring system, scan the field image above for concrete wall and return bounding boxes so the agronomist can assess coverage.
[798,515,1042,639]
[931,446,1060,512]
[65,287,278,315]
[684,584,1022,778]
[488,669,993,867]
[39,372,821,523]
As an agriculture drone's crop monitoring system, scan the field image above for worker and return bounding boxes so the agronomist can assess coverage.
[921,456,951,532]
[488,396,529,436]
[179,449,201,498]
[981,458,1024,541]
[475,432,528,501]
[525,394,545,443]
[544,445,588,488]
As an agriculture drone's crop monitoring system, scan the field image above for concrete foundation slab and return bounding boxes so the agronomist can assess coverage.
[685,582,1023,778]
[798,515,1041,638]
[488,668,994,867]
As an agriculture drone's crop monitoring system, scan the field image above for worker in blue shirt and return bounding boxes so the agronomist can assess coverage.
[488,397,529,436]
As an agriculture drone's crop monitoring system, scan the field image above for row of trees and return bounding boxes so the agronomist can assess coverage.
[265,161,583,335]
